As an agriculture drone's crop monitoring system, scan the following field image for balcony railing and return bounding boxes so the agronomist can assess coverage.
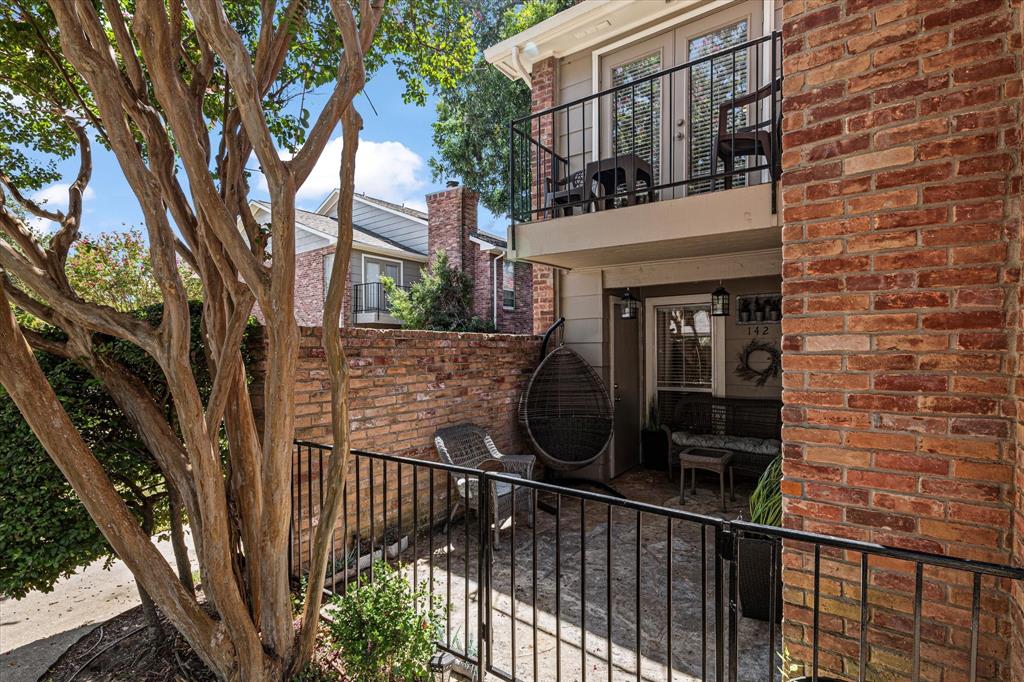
[351,281,407,317]
[291,442,1024,682]
[509,32,782,233]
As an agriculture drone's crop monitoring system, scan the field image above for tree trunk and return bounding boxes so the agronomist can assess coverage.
[138,508,163,641]
[0,287,238,679]
[137,583,164,643]
[168,488,195,595]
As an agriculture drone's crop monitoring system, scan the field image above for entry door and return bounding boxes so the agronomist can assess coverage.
[671,5,764,197]
[611,299,641,478]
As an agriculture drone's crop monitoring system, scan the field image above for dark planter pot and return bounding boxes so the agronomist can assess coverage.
[641,429,668,470]
[737,534,783,623]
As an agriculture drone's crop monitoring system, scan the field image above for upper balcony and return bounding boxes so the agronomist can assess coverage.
[508,32,782,270]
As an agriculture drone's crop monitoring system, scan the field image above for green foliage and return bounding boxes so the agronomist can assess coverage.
[0,341,163,598]
[0,303,260,598]
[0,1,475,184]
[382,250,494,333]
[749,455,783,527]
[429,0,573,215]
[325,561,444,682]
[64,229,203,312]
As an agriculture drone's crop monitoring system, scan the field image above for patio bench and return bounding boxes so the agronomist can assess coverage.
[662,394,782,481]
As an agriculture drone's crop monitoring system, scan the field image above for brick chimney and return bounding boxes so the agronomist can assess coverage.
[426,180,478,272]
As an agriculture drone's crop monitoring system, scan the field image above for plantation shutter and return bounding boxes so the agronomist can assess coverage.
[687,19,749,194]
[611,52,662,185]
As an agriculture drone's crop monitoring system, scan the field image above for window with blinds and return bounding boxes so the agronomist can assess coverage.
[612,52,662,187]
[654,304,713,399]
[687,19,749,194]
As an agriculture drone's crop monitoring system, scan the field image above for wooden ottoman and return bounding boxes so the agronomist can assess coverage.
[679,447,735,512]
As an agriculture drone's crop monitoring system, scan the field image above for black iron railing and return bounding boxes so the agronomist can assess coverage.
[351,281,406,316]
[291,441,1024,681]
[509,32,782,233]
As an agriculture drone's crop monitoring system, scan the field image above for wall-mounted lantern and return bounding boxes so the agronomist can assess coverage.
[621,289,639,320]
[711,285,730,316]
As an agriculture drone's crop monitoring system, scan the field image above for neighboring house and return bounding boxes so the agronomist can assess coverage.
[488,1,1022,679]
[249,184,533,333]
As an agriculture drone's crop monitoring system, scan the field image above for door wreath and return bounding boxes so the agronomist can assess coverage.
[735,339,781,387]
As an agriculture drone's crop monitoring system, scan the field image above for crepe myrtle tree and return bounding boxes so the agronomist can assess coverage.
[0,1,472,679]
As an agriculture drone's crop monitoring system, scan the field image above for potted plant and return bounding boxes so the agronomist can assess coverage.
[739,455,783,622]
[737,297,751,323]
[640,403,669,471]
[768,297,781,322]
[753,297,765,322]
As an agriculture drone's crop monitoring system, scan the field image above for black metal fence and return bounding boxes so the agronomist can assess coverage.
[510,32,782,229]
[351,281,406,316]
[292,441,1024,681]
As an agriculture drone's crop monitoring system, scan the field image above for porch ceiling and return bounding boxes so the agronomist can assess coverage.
[509,184,780,270]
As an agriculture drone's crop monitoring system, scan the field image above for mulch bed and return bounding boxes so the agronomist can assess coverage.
[42,605,217,682]
[43,603,348,682]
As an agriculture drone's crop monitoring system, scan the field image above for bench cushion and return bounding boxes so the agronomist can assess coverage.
[671,431,781,457]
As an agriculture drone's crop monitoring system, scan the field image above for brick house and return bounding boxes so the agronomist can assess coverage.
[250,183,533,333]
[487,0,1022,677]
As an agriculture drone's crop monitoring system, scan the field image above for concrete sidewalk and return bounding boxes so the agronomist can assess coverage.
[0,532,195,682]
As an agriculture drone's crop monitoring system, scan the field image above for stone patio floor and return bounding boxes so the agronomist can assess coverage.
[337,466,777,681]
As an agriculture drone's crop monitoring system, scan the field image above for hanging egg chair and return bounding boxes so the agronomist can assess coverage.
[519,318,614,472]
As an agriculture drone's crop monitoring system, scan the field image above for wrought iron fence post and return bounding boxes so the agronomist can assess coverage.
[477,470,490,679]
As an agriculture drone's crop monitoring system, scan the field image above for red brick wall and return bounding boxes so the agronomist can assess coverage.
[293,245,352,327]
[530,56,558,335]
[250,326,541,572]
[780,0,1021,678]
[1012,10,1024,680]
[497,259,535,334]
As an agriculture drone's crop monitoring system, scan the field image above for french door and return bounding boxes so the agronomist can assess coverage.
[598,2,764,198]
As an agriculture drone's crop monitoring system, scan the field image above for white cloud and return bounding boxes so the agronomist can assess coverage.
[27,183,96,231]
[254,137,428,210]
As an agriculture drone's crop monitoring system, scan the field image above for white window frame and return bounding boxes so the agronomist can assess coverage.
[502,260,516,310]
[644,294,725,413]
[361,253,404,285]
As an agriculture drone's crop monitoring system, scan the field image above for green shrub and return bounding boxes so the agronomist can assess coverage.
[0,302,259,598]
[749,455,783,527]
[383,250,494,333]
[326,561,444,681]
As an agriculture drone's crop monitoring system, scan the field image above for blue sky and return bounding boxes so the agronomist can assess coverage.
[31,64,505,238]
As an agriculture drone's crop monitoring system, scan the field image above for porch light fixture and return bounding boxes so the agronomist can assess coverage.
[621,289,639,320]
[711,285,730,317]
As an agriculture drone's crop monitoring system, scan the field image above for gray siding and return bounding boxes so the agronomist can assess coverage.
[325,198,428,254]
[348,250,424,287]
[297,229,332,254]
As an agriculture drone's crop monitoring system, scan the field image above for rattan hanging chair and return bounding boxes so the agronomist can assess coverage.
[519,319,614,472]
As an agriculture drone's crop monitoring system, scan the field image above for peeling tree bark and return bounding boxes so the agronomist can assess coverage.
[0,1,388,678]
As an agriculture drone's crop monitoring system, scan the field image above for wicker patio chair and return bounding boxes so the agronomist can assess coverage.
[434,423,535,548]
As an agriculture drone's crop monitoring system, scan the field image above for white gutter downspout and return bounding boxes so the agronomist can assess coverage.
[493,252,504,328]
[511,45,531,87]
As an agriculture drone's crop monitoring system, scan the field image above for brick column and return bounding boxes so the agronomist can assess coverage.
[530,56,558,334]
[780,0,1021,679]
[1012,9,1024,680]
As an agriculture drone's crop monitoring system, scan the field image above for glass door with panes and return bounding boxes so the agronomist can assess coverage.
[673,4,763,198]
[364,257,400,311]
[599,32,672,206]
